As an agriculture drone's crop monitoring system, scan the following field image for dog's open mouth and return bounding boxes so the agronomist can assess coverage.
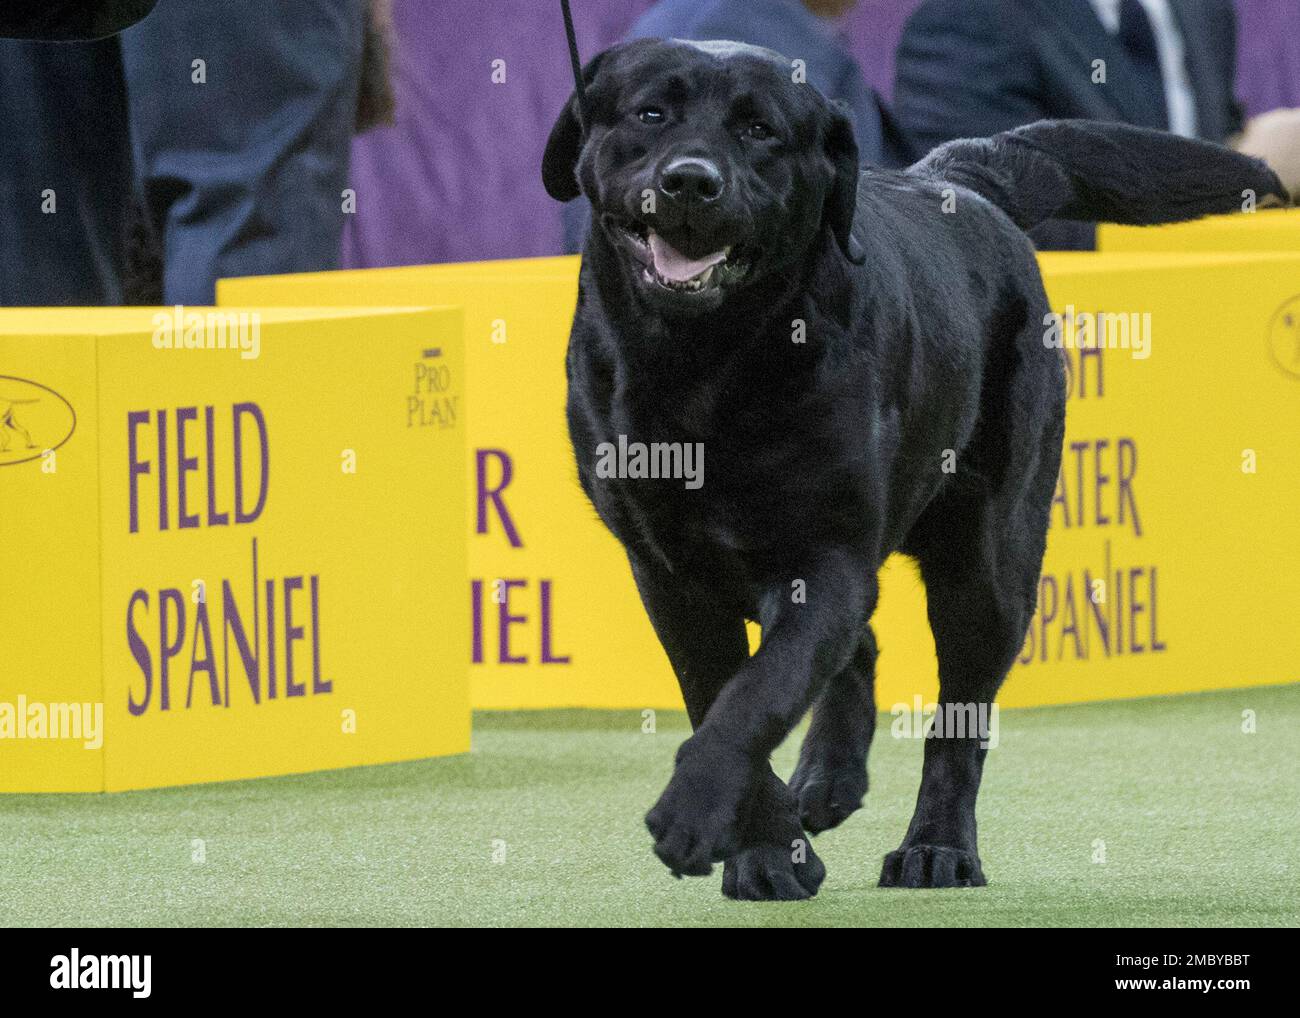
[644,231,729,291]
[615,220,749,294]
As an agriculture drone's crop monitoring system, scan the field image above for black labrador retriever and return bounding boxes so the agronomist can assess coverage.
[543,38,1286,900]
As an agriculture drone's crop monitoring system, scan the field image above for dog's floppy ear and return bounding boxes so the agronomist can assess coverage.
[542,50,610,203]
[823,103,865,264]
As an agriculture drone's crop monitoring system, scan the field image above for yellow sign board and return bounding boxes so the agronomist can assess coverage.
[221,251,1300,710]
[1099,207,1300,252]
[222,262,676,711]
[0,307,469,791]
[1007,251,1300,704]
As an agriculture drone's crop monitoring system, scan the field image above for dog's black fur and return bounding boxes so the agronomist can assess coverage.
[543,38,1288,900]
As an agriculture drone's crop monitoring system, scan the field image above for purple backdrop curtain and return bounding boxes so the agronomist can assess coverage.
[342,0,1297,270]
[1233,0,1300,118]
[341,0,654,268]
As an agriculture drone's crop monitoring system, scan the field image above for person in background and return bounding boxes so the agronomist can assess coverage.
[892,0,1300,248]
[0,0,385,306]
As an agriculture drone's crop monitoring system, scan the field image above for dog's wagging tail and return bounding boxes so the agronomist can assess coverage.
[545,37,1288,901]
[918,118,1288,231]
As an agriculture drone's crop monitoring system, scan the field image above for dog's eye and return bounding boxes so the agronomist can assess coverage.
[638,107,666,125]
[744,122,775,141]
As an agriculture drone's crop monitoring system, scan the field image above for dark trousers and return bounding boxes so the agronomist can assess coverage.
[0,0,364,305]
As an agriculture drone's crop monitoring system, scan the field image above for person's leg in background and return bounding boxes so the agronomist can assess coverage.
[0,37,133,305]
[119,0,365,305]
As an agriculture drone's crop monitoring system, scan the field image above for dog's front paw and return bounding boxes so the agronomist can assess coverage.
[788,757,868,835]
[879,844,986,888]
[645,737,756,877]
[723,840,825,901]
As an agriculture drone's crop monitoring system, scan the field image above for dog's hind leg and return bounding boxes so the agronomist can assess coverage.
[788,625,877,834]
[878,550,1024,888]
[881,424,1059,889]
[629,554,826,899]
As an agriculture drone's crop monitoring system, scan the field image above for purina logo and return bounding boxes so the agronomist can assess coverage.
[1267,295,1300,380]
[0,376,76,466]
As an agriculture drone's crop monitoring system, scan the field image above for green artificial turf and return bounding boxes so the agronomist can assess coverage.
[2,685,1297,927]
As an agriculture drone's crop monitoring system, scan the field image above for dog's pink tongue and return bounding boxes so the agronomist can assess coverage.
[648,232,727,282]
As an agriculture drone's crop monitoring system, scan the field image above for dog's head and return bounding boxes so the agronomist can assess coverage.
[543,38,862,316]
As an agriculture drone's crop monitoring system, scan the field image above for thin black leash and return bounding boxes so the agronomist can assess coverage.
[560,0,590,136]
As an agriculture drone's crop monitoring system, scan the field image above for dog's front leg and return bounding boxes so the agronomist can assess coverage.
[628,553,749,731]
[645,549,876,878]
[631,554,831,898]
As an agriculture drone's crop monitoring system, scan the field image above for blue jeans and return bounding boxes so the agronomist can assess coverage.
[0,0,364,305]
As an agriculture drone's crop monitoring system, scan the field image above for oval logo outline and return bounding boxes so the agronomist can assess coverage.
[1266,295,1300,381]
[0,375,77,467]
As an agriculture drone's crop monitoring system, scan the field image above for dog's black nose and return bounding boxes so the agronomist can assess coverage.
[658,158,725,205]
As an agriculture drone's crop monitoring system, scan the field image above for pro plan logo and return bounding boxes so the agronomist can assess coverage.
[1267,295,1300,380]
[0,376,76,466]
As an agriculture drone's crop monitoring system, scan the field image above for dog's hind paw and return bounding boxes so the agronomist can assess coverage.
[788,758,867,835]
[722,841,826,901]
[878,845,986,888]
